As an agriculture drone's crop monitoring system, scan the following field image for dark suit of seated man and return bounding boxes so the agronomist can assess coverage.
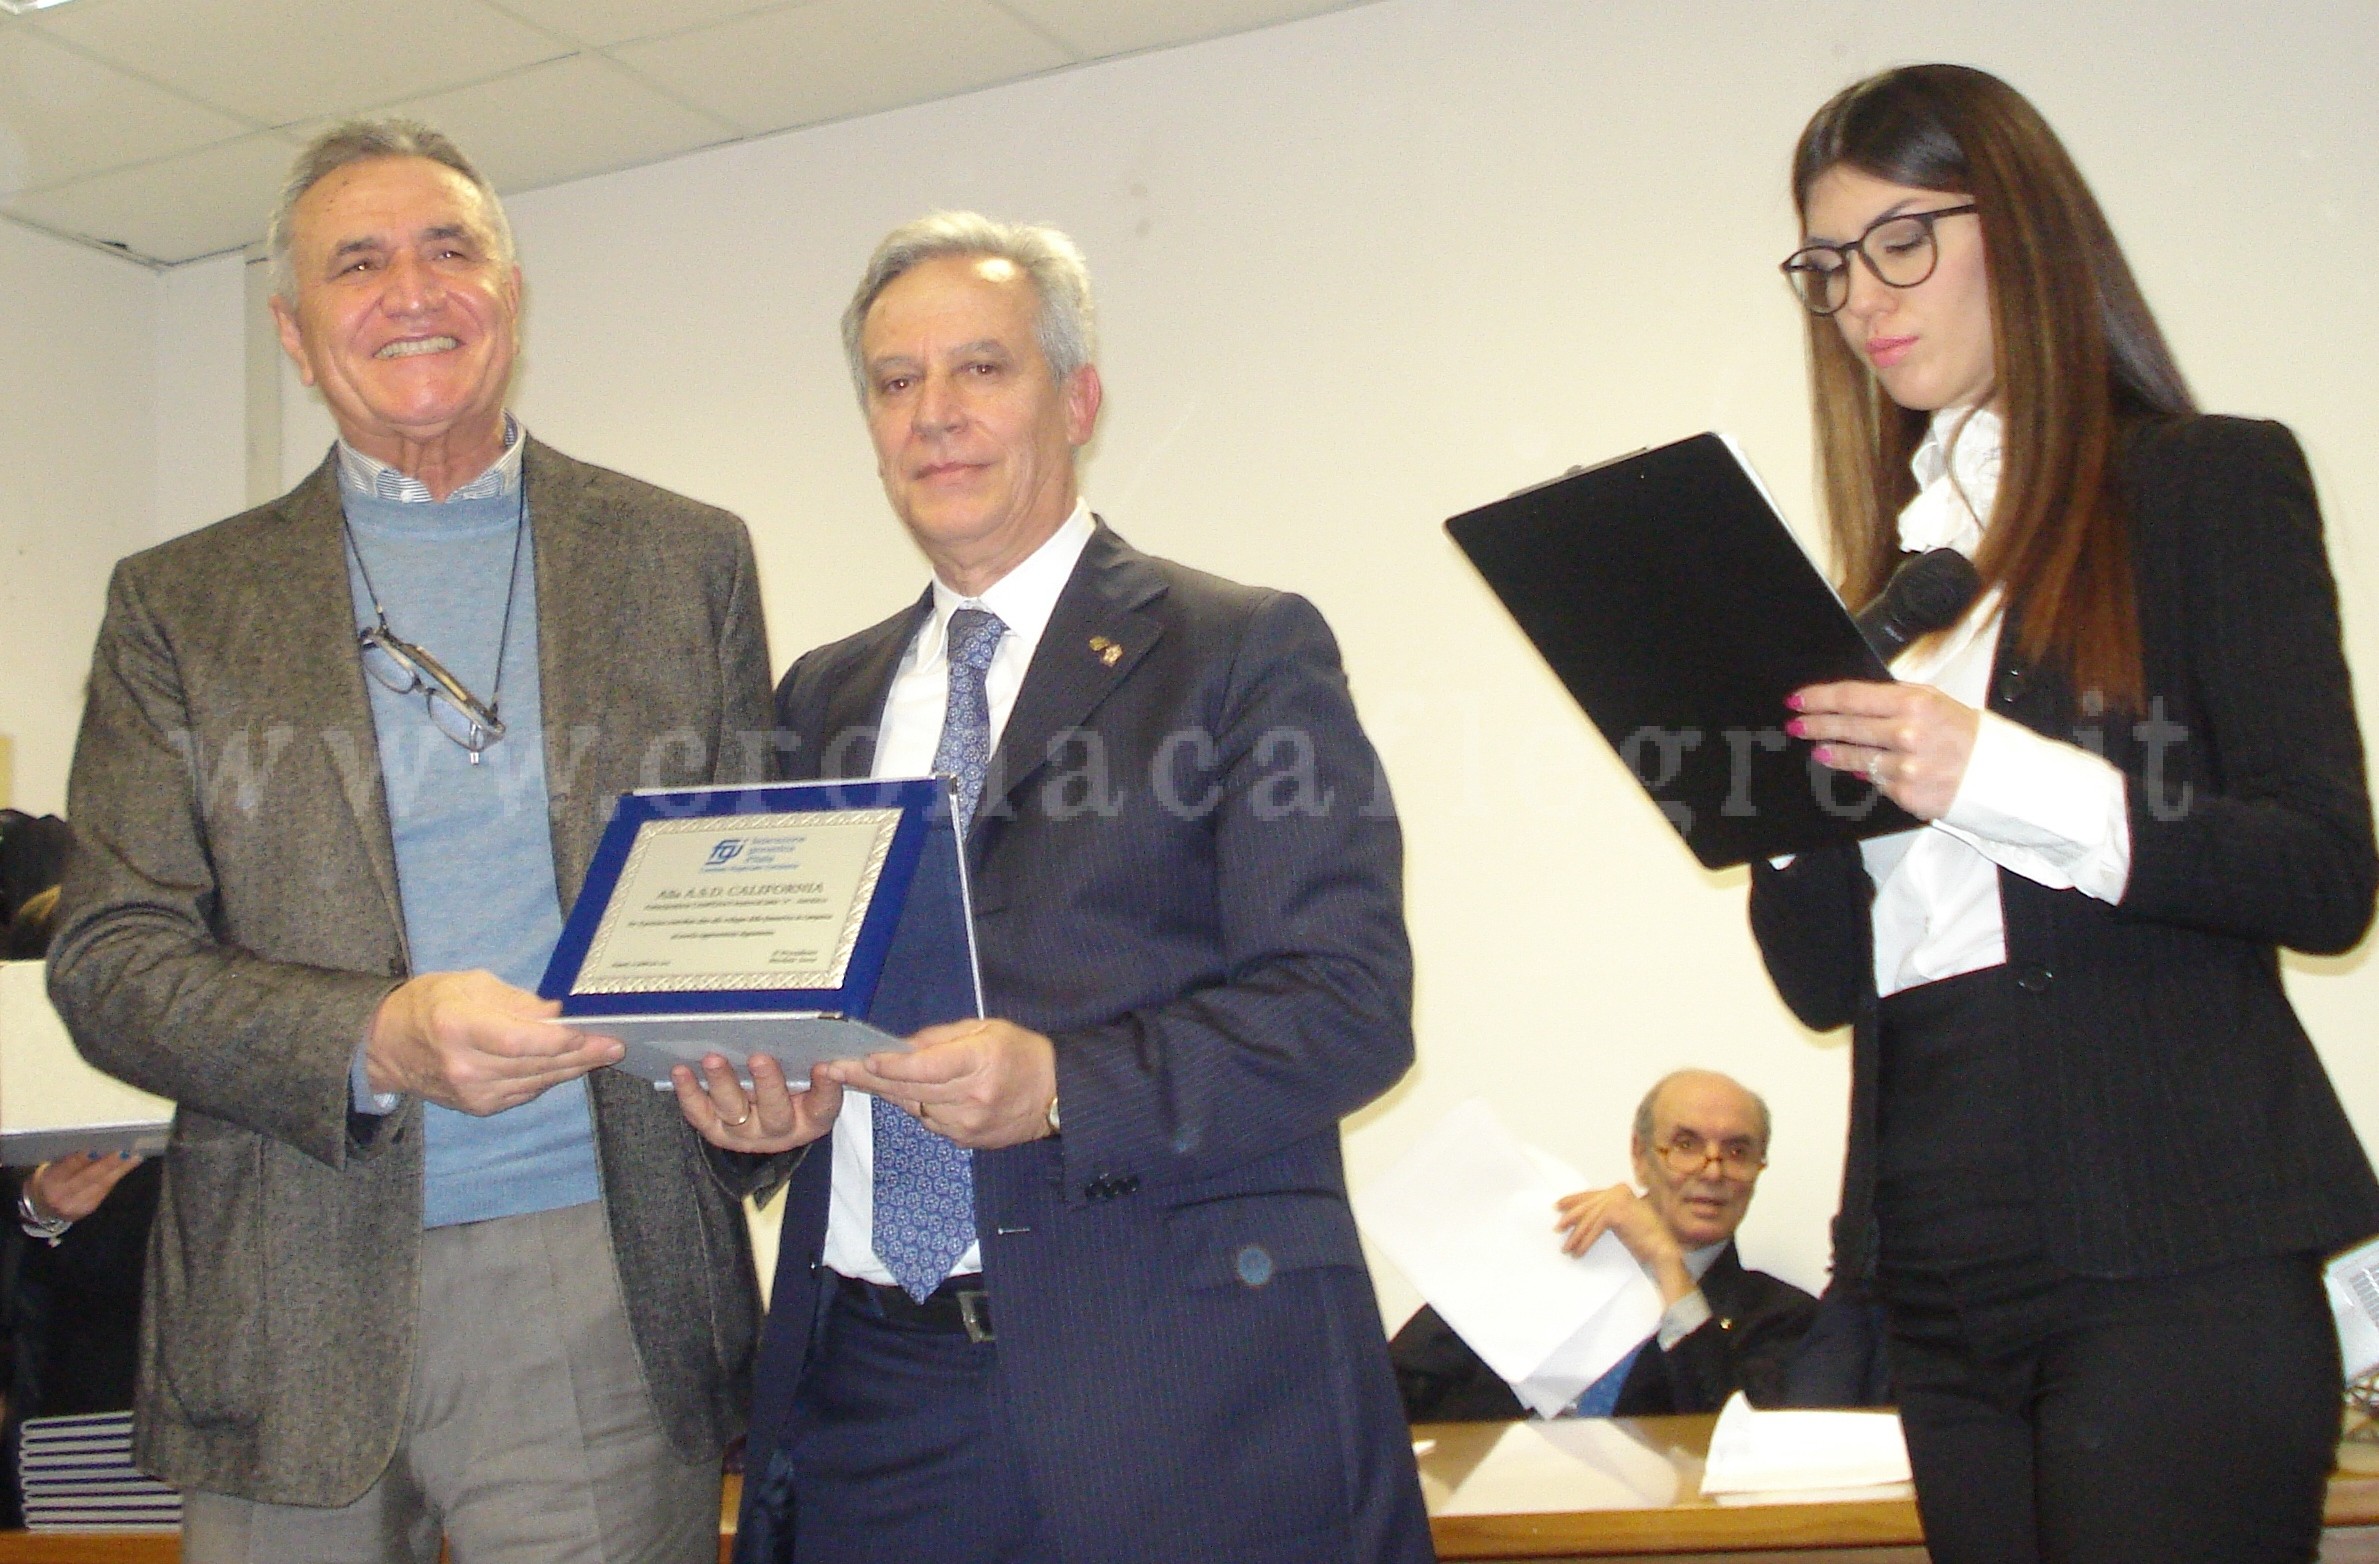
[1392,1069,1819,1420]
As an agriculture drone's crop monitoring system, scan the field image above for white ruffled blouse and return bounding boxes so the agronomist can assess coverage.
[1860,406,2133,998]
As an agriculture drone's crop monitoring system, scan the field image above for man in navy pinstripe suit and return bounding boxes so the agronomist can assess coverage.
[673,212,1434,1563]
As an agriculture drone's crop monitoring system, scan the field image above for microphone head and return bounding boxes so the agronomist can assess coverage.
[1893,548,1982,634]
[1855,548,1983,660]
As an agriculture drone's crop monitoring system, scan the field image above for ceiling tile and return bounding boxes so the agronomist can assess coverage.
[995,0,1364,58]
[375,55,736,194]
[0,26,253,196]
[613,0,1069,137]
[32,0,571,127]
[3,129,299,263]
[486,0,786,51]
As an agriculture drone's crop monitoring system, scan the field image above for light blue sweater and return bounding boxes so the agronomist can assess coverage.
[342,483,603,1228]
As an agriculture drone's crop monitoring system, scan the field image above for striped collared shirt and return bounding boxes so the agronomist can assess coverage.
[335,414,524,501]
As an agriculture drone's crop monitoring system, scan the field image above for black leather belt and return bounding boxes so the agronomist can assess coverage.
[833,1271,995,1343]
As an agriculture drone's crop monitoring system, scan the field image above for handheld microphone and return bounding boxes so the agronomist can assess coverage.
[1855,548,1982,662]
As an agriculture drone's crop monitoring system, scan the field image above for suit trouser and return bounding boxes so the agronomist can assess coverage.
[738,1273,1049,1564]
[1884,1253,2336,1564]
[1875,970,2338,1564]
[182,1200,719,1564]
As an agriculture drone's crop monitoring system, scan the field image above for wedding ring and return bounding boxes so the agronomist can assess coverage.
[720,1108,752,1129]
[1866,752,1887,783]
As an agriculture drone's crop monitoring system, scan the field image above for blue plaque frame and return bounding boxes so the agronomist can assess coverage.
[539,778,982,1082]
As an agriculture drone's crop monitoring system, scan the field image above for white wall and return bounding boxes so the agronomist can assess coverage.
[53,0,2379,1322]
[0,222,158,815]
[2,238,245,815]
[153,252,248,539]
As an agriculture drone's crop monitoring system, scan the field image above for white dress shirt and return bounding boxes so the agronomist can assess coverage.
[821,502,1097,1285]
[1861,406,2133,997]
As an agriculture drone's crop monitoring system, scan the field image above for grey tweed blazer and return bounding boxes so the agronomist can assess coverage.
[48,439,776,1505]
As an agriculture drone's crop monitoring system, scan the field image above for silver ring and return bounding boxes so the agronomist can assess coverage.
[719,1109,752,1129]
[1866,752,1887,783]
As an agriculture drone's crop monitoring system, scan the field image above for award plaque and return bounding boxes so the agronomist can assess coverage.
[540,778,982,1086]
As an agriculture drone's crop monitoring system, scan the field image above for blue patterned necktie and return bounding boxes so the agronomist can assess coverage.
[873,605,1006,1301]
[1567,1337,1649,1418]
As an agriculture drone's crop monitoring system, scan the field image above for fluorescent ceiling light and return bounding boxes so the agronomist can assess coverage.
[0,0,79,13]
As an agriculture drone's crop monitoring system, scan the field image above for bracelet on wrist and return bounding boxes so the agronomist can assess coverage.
[17,1185,72,1246]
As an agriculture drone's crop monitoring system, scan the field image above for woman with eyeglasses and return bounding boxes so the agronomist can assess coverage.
[1751,63,2377,1563]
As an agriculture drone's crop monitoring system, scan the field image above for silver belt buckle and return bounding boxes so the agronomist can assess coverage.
[956,1287,994,1344]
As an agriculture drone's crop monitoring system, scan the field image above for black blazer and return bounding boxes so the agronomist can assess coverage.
[744,523,1431,1564]
[1751,416,2379,1280]
[1389,1241,1820,1421]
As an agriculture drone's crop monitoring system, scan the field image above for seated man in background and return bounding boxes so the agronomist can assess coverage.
[1392,1069,1818,1420]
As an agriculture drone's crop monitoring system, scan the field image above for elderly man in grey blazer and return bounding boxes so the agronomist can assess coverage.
[47,119,772,1563]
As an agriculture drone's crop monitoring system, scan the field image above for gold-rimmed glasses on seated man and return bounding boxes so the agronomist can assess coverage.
[1652,1130,1767,1180]
[1780,203,1979,316]
[357,620,507,756]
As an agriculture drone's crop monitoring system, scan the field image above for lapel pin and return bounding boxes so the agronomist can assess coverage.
[1088,635,1123,668]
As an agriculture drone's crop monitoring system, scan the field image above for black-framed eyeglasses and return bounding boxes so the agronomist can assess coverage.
[1651,1131,1766,1180]
[358,622,507,755]
[1780,204,1979,317]
[340,470,526,763]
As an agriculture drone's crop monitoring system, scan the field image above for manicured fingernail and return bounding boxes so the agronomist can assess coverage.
[1813,745,1835,765]
[1786,692,1806,710]
[1785,717,1807,738]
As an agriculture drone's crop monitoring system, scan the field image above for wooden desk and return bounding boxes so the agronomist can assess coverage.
[1421,1414,1921,1561]
[7,1427,2379,1562]
[1421,1414,2379,1562]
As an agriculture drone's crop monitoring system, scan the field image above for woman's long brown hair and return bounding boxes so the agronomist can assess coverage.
[1792,64,2195,706]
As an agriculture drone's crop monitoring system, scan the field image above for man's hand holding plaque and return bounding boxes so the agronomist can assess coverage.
[675,1017,1059,1155]
[832,1018,1060,1150]
[671,1052,845,1153]
[368,970,627,1117]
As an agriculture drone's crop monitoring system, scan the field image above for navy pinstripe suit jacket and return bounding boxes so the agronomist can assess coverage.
[745,521,1434,1563]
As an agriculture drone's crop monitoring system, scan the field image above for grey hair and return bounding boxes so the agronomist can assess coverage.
[1633,1070,1772,1154]
[840,211,1095,400]
[267,118,513,303]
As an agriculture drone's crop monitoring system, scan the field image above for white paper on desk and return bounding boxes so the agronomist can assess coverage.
[1427,1419,1682,1516]
[1354,1097,1663,1414]
[1698,1392,1911,1496]
[2324,1234,2379,1381]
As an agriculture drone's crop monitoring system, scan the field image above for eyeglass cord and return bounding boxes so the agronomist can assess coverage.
[341,469,529,763]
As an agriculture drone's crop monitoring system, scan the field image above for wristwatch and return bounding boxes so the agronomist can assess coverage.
[17,1184,71,1247]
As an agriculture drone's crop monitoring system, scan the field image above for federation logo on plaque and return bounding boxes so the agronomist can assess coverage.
[706,840,745,866]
